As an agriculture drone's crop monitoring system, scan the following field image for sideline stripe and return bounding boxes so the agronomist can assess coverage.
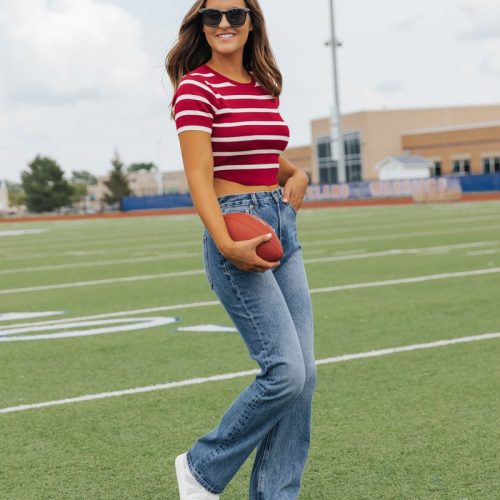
[1,331,498,414]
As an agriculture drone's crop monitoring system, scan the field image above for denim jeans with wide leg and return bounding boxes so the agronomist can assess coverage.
[186,187,317,499]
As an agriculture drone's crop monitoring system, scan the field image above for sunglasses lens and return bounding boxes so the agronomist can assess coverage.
[201,10,222,27]
[200,9,248,28]
[226,9,247,26]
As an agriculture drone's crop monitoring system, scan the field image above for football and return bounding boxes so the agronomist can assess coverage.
[223,212,284,262]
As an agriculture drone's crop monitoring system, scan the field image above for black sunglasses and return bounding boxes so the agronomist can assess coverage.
[199,8,251,28]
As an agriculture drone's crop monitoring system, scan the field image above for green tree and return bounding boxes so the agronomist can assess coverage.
[127,162,157,172]
[104,150,131,208]
[21,155,73,213]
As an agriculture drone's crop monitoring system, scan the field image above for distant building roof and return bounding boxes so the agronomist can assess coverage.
[375,154,432,170]
[402,121,500,135]
[391,154,432,164]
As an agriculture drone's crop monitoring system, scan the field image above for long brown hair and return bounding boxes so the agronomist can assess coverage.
[165,0,282,119]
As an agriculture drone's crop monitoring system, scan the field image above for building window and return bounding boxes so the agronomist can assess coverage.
[344,132,362,182]
[452,158,471,175]
[316,132,363,184]
[316,136,338,184]
[483,156,500,174]
[430,161,442,177]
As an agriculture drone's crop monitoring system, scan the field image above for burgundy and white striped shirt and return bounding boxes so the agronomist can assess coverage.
[171,63,290,186]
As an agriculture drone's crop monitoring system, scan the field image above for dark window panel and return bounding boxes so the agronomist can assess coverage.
[434,161,442,177]
[483,158,491,174]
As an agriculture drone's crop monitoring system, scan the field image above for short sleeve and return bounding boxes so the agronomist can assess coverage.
[171,77,217,135]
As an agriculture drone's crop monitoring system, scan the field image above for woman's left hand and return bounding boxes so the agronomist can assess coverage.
[282,170,308,212]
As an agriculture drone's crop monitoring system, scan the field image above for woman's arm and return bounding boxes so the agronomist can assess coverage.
[178,131,279,272]
[277,154,301,186]
[277,154,309,211]
[178,131,232,252]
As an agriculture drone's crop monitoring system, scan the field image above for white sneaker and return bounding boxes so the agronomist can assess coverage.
[175,452,220,499]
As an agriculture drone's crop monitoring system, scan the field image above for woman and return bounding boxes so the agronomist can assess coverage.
[166,1,317,498]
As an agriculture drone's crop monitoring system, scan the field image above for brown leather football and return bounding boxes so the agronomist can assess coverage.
[223,212,284,262]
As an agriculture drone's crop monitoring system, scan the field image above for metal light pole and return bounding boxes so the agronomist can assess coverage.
[327,0,346,183]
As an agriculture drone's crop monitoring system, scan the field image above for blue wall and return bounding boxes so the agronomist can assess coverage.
[121,173,500,211]
[121,193,192,211]
[458,173,500,192]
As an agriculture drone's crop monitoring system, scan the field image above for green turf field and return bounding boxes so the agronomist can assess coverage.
[1,200,499,499]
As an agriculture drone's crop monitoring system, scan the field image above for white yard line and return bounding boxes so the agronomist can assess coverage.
[0,270,205,295]
[1,239,498,295]
[2,221,499,267]
[0,229,46,237]
[303,224,500,247]
[1,240,496,275]
[302,241,498,263]
[0,252,201,275]
[467,249,500,257]
[301,214,500,237]
[2,267,500,333]
[2,213,496,250]
[1,331,498,414]
[309,268,500,294]
[0,317,177,342]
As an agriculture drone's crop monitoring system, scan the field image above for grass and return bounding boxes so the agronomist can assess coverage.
[0,200,499,499]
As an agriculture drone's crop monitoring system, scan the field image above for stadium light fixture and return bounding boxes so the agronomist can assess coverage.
[327,0,346,184]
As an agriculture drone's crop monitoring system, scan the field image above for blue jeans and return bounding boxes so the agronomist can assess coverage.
[186,187,317,499]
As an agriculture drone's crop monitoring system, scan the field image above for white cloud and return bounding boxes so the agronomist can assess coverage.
[376,81,405,94]
[391,16,423,32]
[0,0,151,105]
[457,0,500,77]
[459,0,500,40]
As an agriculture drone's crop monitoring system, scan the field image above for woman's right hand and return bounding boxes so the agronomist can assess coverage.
[220,234,281,272]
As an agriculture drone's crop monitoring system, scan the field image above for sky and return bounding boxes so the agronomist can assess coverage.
[1,0,499,183]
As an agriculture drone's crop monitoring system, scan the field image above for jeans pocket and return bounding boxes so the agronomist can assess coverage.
[220,204,255,271]
[219,204,258,274]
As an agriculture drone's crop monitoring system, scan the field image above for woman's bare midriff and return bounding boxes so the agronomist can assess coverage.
[213,177,280,198]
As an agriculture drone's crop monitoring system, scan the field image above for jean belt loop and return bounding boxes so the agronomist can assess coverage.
[250,192,258,208]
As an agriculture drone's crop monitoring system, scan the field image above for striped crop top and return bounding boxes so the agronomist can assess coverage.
[170,63,290,186]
